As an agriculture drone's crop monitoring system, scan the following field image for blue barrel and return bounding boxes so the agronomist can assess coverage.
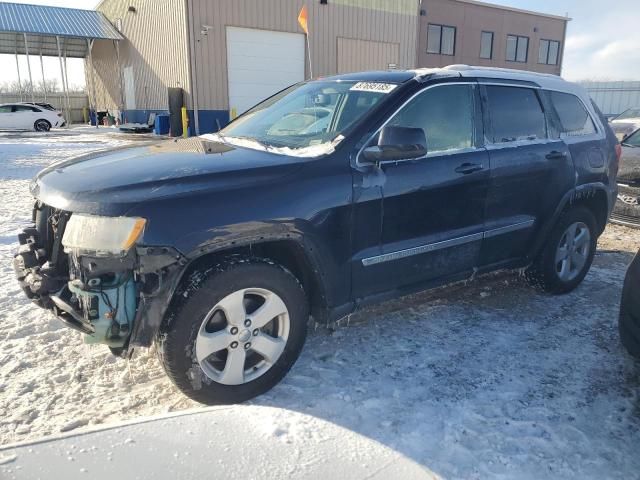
[154,114,170,135]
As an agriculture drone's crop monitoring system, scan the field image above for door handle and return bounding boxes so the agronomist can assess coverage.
[454,163,484,174]
[546,151,567,160]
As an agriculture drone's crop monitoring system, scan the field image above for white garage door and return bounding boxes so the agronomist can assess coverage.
[226,26,305,116]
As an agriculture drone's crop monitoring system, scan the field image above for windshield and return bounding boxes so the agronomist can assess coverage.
[218,80,394,153]
[614,108,640,121]
[623,129,640,147]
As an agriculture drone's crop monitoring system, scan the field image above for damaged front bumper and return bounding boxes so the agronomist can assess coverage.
[14,204,188,351]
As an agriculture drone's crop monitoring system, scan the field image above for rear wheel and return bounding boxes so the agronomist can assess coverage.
[34,119,51,132]
[526,207,597,294]
[157,257,308,405]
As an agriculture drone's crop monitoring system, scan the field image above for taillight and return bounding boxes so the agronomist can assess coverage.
[614,143,623,177]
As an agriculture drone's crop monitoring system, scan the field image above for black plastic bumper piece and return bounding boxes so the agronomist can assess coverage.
[620,250,640,358]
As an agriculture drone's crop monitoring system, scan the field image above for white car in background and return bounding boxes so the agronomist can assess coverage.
[0,103,65,132]
[609,107,640,141]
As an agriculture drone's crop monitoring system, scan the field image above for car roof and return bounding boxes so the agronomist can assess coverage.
[321,64,583,94]
[320,65,596,120]
[319,70,417,83]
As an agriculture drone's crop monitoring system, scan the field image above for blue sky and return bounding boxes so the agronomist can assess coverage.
[1,0,638,88]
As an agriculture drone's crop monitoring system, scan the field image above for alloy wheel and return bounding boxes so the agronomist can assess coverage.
[195,288,290,385]
[555,221,591,282]
[35,120,50,132]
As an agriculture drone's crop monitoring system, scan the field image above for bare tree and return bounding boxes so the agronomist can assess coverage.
[35,79,59,94]
[67,83,87,93]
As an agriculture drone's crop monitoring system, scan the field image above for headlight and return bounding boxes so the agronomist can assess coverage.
[62,214,146,256]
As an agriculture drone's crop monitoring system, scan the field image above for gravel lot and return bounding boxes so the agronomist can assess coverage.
[0,128,638,478]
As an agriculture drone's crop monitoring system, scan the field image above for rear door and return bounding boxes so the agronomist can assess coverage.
[12,105,38,130]
[547,91,606,186]
[479,84,574,266]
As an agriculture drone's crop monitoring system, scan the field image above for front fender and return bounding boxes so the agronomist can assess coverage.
[130,224,339,348]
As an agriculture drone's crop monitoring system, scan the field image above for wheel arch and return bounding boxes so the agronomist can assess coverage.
[161,236,330,331]
[529,183,612,260]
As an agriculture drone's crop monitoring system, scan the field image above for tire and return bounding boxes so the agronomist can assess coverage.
[619,314,640,359]
[34,119,51,132]
[157,256,308,405]
[109,346,126,357]
[619,253,640,359]
[525,206,597,294]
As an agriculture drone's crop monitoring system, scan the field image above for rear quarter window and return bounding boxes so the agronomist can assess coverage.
[549,91,597,137]
[485,86,546,143]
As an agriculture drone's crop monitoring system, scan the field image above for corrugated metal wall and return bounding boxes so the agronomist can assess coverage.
[337,37,400,74]
[188,0,419,111]
[580,81,640,116]
[89,0,190,113]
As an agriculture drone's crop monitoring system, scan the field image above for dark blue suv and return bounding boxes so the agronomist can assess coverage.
[14,66,620,404]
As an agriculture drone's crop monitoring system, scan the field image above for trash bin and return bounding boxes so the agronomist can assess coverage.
[154,114,170,135]
[89,110,97,126]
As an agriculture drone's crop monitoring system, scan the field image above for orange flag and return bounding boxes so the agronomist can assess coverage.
[298,5,309,34]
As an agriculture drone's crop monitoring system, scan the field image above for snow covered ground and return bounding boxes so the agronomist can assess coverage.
[0,128,639,479]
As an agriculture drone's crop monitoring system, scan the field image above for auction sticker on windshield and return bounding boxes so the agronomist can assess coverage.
[350,82,398,94]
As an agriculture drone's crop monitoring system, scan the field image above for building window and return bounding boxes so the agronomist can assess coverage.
[506,34,529,62]
[480,31,494,59]
[427,24,456,55]
[539,39,560,65]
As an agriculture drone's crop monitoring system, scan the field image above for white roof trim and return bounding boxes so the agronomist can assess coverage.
[453,0,571,22]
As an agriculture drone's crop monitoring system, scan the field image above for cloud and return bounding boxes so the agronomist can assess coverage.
[563,15,640,81]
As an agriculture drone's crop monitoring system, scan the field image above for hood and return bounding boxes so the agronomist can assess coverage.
[31,137,305,215]
[619,145,640,184]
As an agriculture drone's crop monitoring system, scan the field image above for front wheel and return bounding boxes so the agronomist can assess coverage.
[157,257,308,405]
[525,206,597,294]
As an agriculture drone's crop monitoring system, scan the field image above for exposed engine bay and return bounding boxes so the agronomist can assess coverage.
[13,202,186,352]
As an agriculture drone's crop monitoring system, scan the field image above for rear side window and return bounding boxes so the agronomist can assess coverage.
[388,84,475,152]
[549,91,597,137]
[485,86,546,143]
[13,105,39,112]
[0,106,11,113]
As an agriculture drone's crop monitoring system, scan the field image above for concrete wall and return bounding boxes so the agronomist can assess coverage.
[418,0,568,75]
[0,93,89,123]
[90,0,190,122]
[187,0,419,113]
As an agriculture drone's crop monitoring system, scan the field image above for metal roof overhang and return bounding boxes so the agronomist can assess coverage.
[0,2,123,58]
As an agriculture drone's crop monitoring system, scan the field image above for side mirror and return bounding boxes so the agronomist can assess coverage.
[362,126,427,164]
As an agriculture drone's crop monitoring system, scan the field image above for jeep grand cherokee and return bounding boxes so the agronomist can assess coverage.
[14,66,620,404]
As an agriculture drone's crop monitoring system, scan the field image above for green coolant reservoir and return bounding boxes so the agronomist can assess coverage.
[68,274,138,348]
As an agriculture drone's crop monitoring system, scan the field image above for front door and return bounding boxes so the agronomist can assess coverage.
[352,83,490,298]
[478,84,574,266]
[0,105,15,129]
